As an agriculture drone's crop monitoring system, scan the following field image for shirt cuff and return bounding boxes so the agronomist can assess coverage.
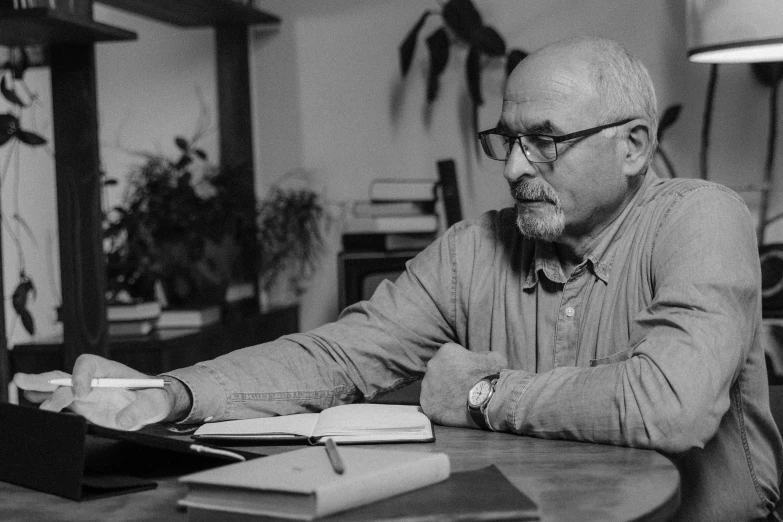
[161,364,230,424]
[486,369,533,433]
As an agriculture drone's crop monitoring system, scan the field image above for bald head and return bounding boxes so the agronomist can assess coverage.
[506,37,659,165]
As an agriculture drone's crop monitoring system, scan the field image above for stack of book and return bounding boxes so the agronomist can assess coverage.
[343,179,439,252]
[106,301,161,337]
[158,305,221,329]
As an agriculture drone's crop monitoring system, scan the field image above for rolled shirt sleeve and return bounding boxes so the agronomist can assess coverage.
[163,229,460,423]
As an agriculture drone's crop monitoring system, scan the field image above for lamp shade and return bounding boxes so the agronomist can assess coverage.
[686,0,783,63]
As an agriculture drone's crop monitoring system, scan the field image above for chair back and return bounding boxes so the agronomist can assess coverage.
[771,385,783,435]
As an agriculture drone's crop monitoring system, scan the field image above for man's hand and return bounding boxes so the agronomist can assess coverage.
[13,354,176,431]
[420,343,506,428]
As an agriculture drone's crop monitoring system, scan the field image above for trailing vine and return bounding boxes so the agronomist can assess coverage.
[0,47,50,336]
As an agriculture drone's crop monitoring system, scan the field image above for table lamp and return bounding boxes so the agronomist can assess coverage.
[686,0,783,63]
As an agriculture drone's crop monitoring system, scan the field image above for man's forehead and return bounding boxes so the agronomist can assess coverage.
[500,99,564,133]
[500,73,598,131]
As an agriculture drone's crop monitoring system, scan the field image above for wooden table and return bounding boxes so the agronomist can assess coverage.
[0,424,679,522]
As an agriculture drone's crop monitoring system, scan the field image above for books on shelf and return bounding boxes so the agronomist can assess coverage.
[351,200,435,218]
[158,306,221,329]
[107,301,161,322]
[225,281,255,304]
[192,404,434,444]
[343,214,438,234]
[369,179,437,202]
[342,232,435,252]
[178,445,451,521]
[108,319,156,337]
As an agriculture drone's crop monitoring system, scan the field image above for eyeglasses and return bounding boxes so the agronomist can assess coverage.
[477,118,634,163]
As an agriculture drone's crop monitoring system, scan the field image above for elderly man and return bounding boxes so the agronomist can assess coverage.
[16,36,782,520]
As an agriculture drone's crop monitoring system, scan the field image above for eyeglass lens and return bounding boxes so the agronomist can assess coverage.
[480,133,557,163]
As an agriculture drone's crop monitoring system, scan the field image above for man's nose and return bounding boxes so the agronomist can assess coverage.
[503,143,538,184]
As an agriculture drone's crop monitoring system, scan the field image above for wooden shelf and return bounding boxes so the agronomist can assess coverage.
[0,8,136,46]
[96,0,281,27]
[10,305,299,376]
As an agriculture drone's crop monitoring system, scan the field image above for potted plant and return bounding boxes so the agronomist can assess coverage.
[256,170,331,313]
[103,136,256,309]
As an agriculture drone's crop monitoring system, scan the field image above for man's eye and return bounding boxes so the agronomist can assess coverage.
[526,135,550,147]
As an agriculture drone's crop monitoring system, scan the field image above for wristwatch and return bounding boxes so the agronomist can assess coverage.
[467,374,500,430]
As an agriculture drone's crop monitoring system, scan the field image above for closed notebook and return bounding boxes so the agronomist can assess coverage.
[192,404,434,444]
[178,446,451,520]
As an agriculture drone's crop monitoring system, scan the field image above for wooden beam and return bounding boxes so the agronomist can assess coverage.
[96,0,280,27]
[0,191,7,401]
[215,24,254,171]
[50,43,108,371]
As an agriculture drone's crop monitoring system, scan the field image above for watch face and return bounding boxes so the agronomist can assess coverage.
[468,380,492,407]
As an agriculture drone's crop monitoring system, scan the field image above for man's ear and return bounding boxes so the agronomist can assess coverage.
[621,121,652,176]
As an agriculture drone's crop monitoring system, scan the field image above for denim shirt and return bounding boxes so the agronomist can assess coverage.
[168,171,782,520]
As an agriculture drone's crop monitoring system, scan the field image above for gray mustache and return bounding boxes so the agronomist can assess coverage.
[511,182,558,205]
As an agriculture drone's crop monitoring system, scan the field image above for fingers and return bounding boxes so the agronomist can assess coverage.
[485,350,508,368]
[13,370,70,393]
[115,390,170,431]
[71,354,143,399]
[39,387,75,412]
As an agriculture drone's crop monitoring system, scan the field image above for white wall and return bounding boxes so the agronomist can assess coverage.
[253,0,783,330]
[1,0,781,345]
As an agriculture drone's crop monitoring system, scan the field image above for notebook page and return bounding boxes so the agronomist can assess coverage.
[312,404,431,439]
[193,413,320,439]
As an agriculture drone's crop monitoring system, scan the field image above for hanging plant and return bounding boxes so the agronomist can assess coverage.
[398,0,527,145]
[0,47,47,336]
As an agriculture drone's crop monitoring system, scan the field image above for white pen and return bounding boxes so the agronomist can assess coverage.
[47,378,168,389]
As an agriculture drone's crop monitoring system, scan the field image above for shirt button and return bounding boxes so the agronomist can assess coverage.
[565,307,575,318]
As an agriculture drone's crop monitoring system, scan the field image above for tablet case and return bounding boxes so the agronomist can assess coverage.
[0,402,156,500]
[0,403,261,501]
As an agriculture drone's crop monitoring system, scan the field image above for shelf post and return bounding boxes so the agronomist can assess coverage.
[215,24,260,310]
[0,191,7,401]
[50,42,108,370]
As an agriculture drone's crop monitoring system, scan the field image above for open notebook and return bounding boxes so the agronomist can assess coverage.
[192,404,434,444]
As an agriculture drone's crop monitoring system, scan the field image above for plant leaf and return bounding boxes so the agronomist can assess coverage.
[466,45,483,106]
[174,136,190,152]
[174,155,192,170]
[425,27,450,102]
[442,0,483,42]
[399,10,433,76]
[505,48,527,77]
[11,282,26,315]
[657,104,682,142]
[12,273,35,322]
[0,75,26,107]
[472,26,505,56]
[16,129,46,146]
[0,113,19,147]
[20,309,34,335]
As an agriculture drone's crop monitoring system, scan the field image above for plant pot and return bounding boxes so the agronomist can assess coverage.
[158,234,238,308]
